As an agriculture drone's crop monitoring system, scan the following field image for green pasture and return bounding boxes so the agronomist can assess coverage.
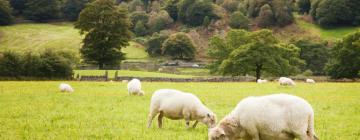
[0,82,359,139]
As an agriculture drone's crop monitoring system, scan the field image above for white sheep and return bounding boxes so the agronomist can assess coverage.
[127,79,144,96]
[256,79,268,84]
[59,83,74,93]
[306,79,316,84]
[208,94,318,140]
[147,89,216,129]
[279,77,296,86]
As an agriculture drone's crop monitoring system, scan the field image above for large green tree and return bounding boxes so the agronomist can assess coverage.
[63,0,89,21]
[162,32,196,60]
[0,0,14,25]
[24,0,61,22]
[9,0,26,15]
[208,29,303,80]
[326,30,360,79]
[297,0,311,14]
[75,0,132,69]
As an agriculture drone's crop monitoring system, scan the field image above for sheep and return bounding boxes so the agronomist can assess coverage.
[208,94,318,140]
[59,83,74,93]
[127,79,144,96]
[147,89,216,129]
[279,77,296,86]
[306,79,316,84]
[256,79,268,84]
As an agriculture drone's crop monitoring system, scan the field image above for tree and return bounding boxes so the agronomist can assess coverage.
[164,0,179,21]
[134,21,147,36]
[0,51,23,77]
[272,0,294,26]
[221,0,239,13]
[229,11,249,29]
[293,38,330,75]
[162,32,196,60]
[146,32,169,56]
[208,29,303,80]
[24,0,61,22]
[256,4,275,28]
[326,30,360,79]
[297,0,311,14]
[9,0,26,15]
[0,0,13,25]
[184,1,217,26]
[130,11,149,27]
[177,0,194,22]
[75,0,132,69]
[147,10,173,33]
[63,0,89,21]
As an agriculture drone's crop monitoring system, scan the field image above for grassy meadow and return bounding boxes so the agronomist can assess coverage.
[0,81,359,139]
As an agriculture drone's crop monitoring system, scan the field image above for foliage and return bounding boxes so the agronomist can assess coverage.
[256,4,275,28]
[177,0,194,22]
[293,38,329,75]
[146,32,169,56]
[208,29,303,79]
[272,0,294,27]
[9,0,26,15]
[221,0,239,13]
[326,30,360,79]
[63,0,89,21]
[24,0,61,22]
[75,0,132,69]
[130,11,149,28]
[164,0,179,21]
[162,32,196,60]
[184,1,217,26]
[229,11,249,29]
[297,0,311,14]
[128,0,144,12]
[0,0,13,25]
[0,51,73,79]
[147,10,173,33]
[134,21,147,36]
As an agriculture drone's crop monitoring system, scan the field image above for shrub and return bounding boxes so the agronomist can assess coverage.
[0,51,23,77]
[134,21,147,36]
[63,0,89,21]
[162,32,196,60]
[24,0,61,22]
[272,0,294,27]
[297,0,311,14]
[221,0,239,13]
[147,10,173,33]
[164,0,179,21]
[184,1,217,26]
[229,11,250,29]
[130,11,149,27]
[128,0,144,12]
[146,32,169,56]
[256,4,275,28]
[0,0,14,25]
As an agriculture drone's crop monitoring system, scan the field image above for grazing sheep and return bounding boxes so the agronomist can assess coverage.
[279,77,296,86]
[127,79,144,96]
[256,79,268,84]
[306,79,316,84]
[208,94,318,140]
[147,89,216,129]
[59,83,74,93]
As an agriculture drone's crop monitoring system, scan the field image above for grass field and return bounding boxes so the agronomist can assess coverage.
[0,82,359,139]
[0,23,148,60]
[74,70,196,78]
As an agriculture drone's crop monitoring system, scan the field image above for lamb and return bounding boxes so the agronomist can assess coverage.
[147,89,216,129]
[256,79,268,84]
[59,83,74,93]
[208,94,318,140]
[127,79,144,96]
[279,77,296,86]
[306,79,316,84]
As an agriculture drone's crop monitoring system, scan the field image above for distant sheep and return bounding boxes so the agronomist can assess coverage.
[306,79,316,84]
[127,79,144,96]
[279,77,296,86]
[147,89,216,129]
[208,94,318,140]
[256,79,268,84]
[59,83,74,93]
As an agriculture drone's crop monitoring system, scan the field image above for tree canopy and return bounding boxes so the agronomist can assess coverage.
[0,0,14,25]
[162,32,196,60]
[75,0,132,69]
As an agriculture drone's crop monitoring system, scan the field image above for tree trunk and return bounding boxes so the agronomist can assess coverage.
[99,63,104,70]
[255,64,262,82]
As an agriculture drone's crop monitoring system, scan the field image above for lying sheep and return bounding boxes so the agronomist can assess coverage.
[306,79,316,84]
[59,83,74,93]
[147,89,216,129]
[127,79,144,96]
[279,77,296,86]
[256,79,268,84]
[208,94,318,140]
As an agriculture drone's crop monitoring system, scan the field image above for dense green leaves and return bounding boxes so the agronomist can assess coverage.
[178,0,217,26]
[162,32,196,60]
[326,30,360,79]
[0,0,14,25]
[63,0,89,21]
[208,29,303,79]
[256,4,275,28]
[146,33,169,56]
[229,11,249,29]
[75,0,132,69]
[24,0,61,22]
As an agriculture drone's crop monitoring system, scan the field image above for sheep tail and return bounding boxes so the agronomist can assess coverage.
[308,114,319,140]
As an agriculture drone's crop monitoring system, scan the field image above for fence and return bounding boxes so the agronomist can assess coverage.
[114,76,256,82]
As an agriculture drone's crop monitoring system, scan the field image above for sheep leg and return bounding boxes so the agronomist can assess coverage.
[157,111,164,128]
[247,128,260,140]
[147,111,158,128]
[192,120,199,128]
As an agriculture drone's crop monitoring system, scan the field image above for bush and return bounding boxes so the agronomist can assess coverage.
[0,51,23,77]
[146,32,169,56]
[221,0,239,13]
[130,11,149,27]
[0,0,14,25]
[272,0,294,27]
[184,1,217,26]
[164,0,179,21]
[229,11,250,29]
[134,21,147,36]
[24,0,61,22]
[147,10,173,33]
[162,32,196,60]
[297,0,311,14]
[128,0,144,12]
[63,0,89,21]
[256,4,275,28]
